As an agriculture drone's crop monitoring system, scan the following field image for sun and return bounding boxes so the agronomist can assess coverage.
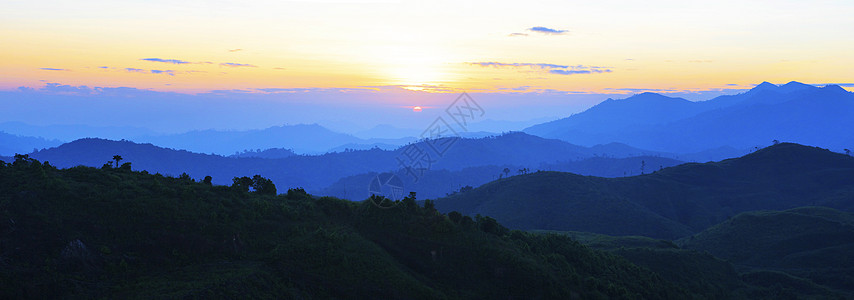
[413,106,422,112]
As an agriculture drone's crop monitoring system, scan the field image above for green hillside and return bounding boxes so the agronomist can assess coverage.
[435,143,854,239]
[679,206,854,294]
[0,154,714,299]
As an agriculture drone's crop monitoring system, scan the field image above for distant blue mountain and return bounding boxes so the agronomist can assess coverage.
[28,132,672,198]
[0,131,62,156]
[139,123,365,155]
[353,124,420,139]
[524,82,854,153]
[229,147,297,159]
[0,122,158,141]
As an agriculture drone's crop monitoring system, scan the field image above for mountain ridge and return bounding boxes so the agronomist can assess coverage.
[434,143,854,239]
[523,82,854,153]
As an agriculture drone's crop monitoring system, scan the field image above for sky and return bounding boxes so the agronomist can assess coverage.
[2,0,853,134]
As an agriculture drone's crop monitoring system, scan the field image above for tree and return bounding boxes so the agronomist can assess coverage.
[285,188,310,200]
[231,176,253,192]
[448,211,463,224]
[112,155,123,168]
[203,176,212,185]
[640,160,646,175]
[503,168,510,178]
[423,199,436,212]
[251,175,277,195]
[13,154,34,167]
[846,149,851,156]
[772,139,780,145]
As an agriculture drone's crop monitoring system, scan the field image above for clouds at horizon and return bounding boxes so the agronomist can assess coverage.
[141,58,191,64]
[469,62,612,76]
[39,68,67,71]
[220,62,257,68]
[528,26,568,35]
[549,69,611,75]
[125,68,176,76]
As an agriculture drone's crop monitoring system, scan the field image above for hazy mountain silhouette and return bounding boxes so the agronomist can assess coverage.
[228,147,297,159]
[0,121,158,141]
[320,155,684,200]
[28,138,397,192]
[434,143,854,239]
[325,142,407,153]
[353,124,420,139]
[28,132,673,198]
[524,82,854,154]
[0,131,62,156]
[138,123,364,155]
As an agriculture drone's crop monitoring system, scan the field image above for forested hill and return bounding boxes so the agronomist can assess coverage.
[679,207,854,294]
[0,155,770,299]
[434,143,854,239]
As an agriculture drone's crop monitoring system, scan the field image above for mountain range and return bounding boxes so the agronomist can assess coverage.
[25,133,673,199]
[524,81,854,153]
[0,130,62,156]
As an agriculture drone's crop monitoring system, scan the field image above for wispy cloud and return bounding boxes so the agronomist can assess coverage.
[150,70,176,76]
[549,69,611,75]
[470,62,570,69]
[40,82,92,94]
[508,32,528,37]
[817,82,854,87]
[228,49,243,52]
[468,61,612,75]
[528,26,568,35]
[220,62,257,68]
[140,58,191,64]
[605,87,678,92]
[39,68,67,71]
[125,68,176,76]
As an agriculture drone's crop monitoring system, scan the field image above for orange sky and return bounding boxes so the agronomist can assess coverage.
[2,0,853,95]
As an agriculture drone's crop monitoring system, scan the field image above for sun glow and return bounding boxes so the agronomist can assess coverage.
[364,44,459,88]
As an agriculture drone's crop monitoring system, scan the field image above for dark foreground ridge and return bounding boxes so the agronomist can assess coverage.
[435,143,854,239]
[1,154,840,298]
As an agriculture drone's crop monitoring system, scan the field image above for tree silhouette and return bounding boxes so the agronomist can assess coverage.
[251,175,277,195]
[503,168,510,178]
[112,155,123,168]
[231,176,253,193]
[845,149,851,156]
